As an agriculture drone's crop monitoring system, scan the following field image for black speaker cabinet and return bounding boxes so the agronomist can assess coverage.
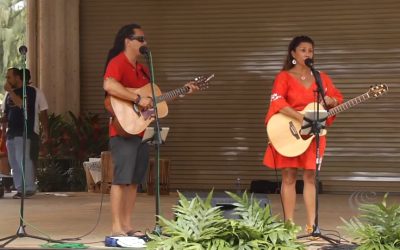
[181,191,271,219]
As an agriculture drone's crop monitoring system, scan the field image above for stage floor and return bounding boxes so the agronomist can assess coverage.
[0,191,399,249]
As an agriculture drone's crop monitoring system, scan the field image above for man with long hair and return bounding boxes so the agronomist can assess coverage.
[103,23,198,237]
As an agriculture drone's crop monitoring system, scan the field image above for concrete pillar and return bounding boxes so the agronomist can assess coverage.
[27,0,80,115]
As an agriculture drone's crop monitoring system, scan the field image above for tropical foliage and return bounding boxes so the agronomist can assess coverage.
[40,111,108,162]
[37,112,108,191]
[341,193,400,250]
[0,0,26,92]
[147,191,305,250]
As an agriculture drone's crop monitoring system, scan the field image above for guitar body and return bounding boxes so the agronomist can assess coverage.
[105,83,168,136]
[267,102,327,157]
[266,84,388,157]
[105,74,214,136]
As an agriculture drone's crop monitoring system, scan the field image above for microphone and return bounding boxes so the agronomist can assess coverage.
[19,45,28,55]
[139,46,149,55]
[304,58,314,68]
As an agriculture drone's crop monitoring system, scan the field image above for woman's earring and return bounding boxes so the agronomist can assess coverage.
[292,59,297,65]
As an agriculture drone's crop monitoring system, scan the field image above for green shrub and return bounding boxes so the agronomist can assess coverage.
[40,112,108,162]
[341,193,400,250]
[147,191,305,250]
[37,112,108,191]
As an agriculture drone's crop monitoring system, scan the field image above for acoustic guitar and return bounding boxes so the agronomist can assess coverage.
[105,74,214,136]
[266,84,388,157]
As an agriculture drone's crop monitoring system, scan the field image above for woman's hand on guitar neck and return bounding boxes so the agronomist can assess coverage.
[321,96,338,108]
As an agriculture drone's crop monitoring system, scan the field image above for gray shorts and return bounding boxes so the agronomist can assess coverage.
[109,136,149,185]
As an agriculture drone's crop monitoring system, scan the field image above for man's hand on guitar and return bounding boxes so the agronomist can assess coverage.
[137,95,153,109]
[185,81,200,94]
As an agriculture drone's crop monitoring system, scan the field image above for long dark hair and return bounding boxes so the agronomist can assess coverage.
[104,23,142,72]
[282,35,314,70]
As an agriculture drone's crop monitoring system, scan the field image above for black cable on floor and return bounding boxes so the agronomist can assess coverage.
[59,183,106,241]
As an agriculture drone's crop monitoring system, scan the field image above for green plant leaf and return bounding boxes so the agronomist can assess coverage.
[148,190,304,249]
[341,193,400,249]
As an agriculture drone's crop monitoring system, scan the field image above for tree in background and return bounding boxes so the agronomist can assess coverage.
[0,0,26,99]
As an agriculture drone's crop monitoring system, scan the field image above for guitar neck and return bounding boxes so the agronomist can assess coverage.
[156,85,190,103]
[328,92,370,117]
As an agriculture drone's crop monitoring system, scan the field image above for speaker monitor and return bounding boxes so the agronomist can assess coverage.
[181,191,271,219]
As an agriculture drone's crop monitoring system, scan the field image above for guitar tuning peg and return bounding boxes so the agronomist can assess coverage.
[195,76,204,82]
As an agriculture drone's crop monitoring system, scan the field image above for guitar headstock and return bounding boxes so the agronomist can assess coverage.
[192,74,215,91]
[368,84,389,98]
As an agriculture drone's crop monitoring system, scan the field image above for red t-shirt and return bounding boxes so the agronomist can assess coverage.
[104,52,150,137]
[263,71,343,170]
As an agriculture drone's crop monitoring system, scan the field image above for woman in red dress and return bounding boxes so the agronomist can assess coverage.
[263,36,343,232]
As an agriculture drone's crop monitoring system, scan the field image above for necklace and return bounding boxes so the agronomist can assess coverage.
[292,71,312,81]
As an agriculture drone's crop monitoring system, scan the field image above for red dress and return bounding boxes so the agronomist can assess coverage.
[263,71,343,170]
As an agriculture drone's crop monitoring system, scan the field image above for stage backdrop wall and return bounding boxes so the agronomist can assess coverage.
[80,0,400,193]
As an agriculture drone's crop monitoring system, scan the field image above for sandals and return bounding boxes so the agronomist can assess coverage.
[304,224,320,240]
[305,224,314,234]
[109,230,151,242]
[126,230,151,242]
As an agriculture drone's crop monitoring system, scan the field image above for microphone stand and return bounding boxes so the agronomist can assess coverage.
[0,46,64,247]
[140,47,163,235]
[297,61,340,245]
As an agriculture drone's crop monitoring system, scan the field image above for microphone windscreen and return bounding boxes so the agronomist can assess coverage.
[304,58,314,67]
[139,46,149,55]
[19,45,28,55]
